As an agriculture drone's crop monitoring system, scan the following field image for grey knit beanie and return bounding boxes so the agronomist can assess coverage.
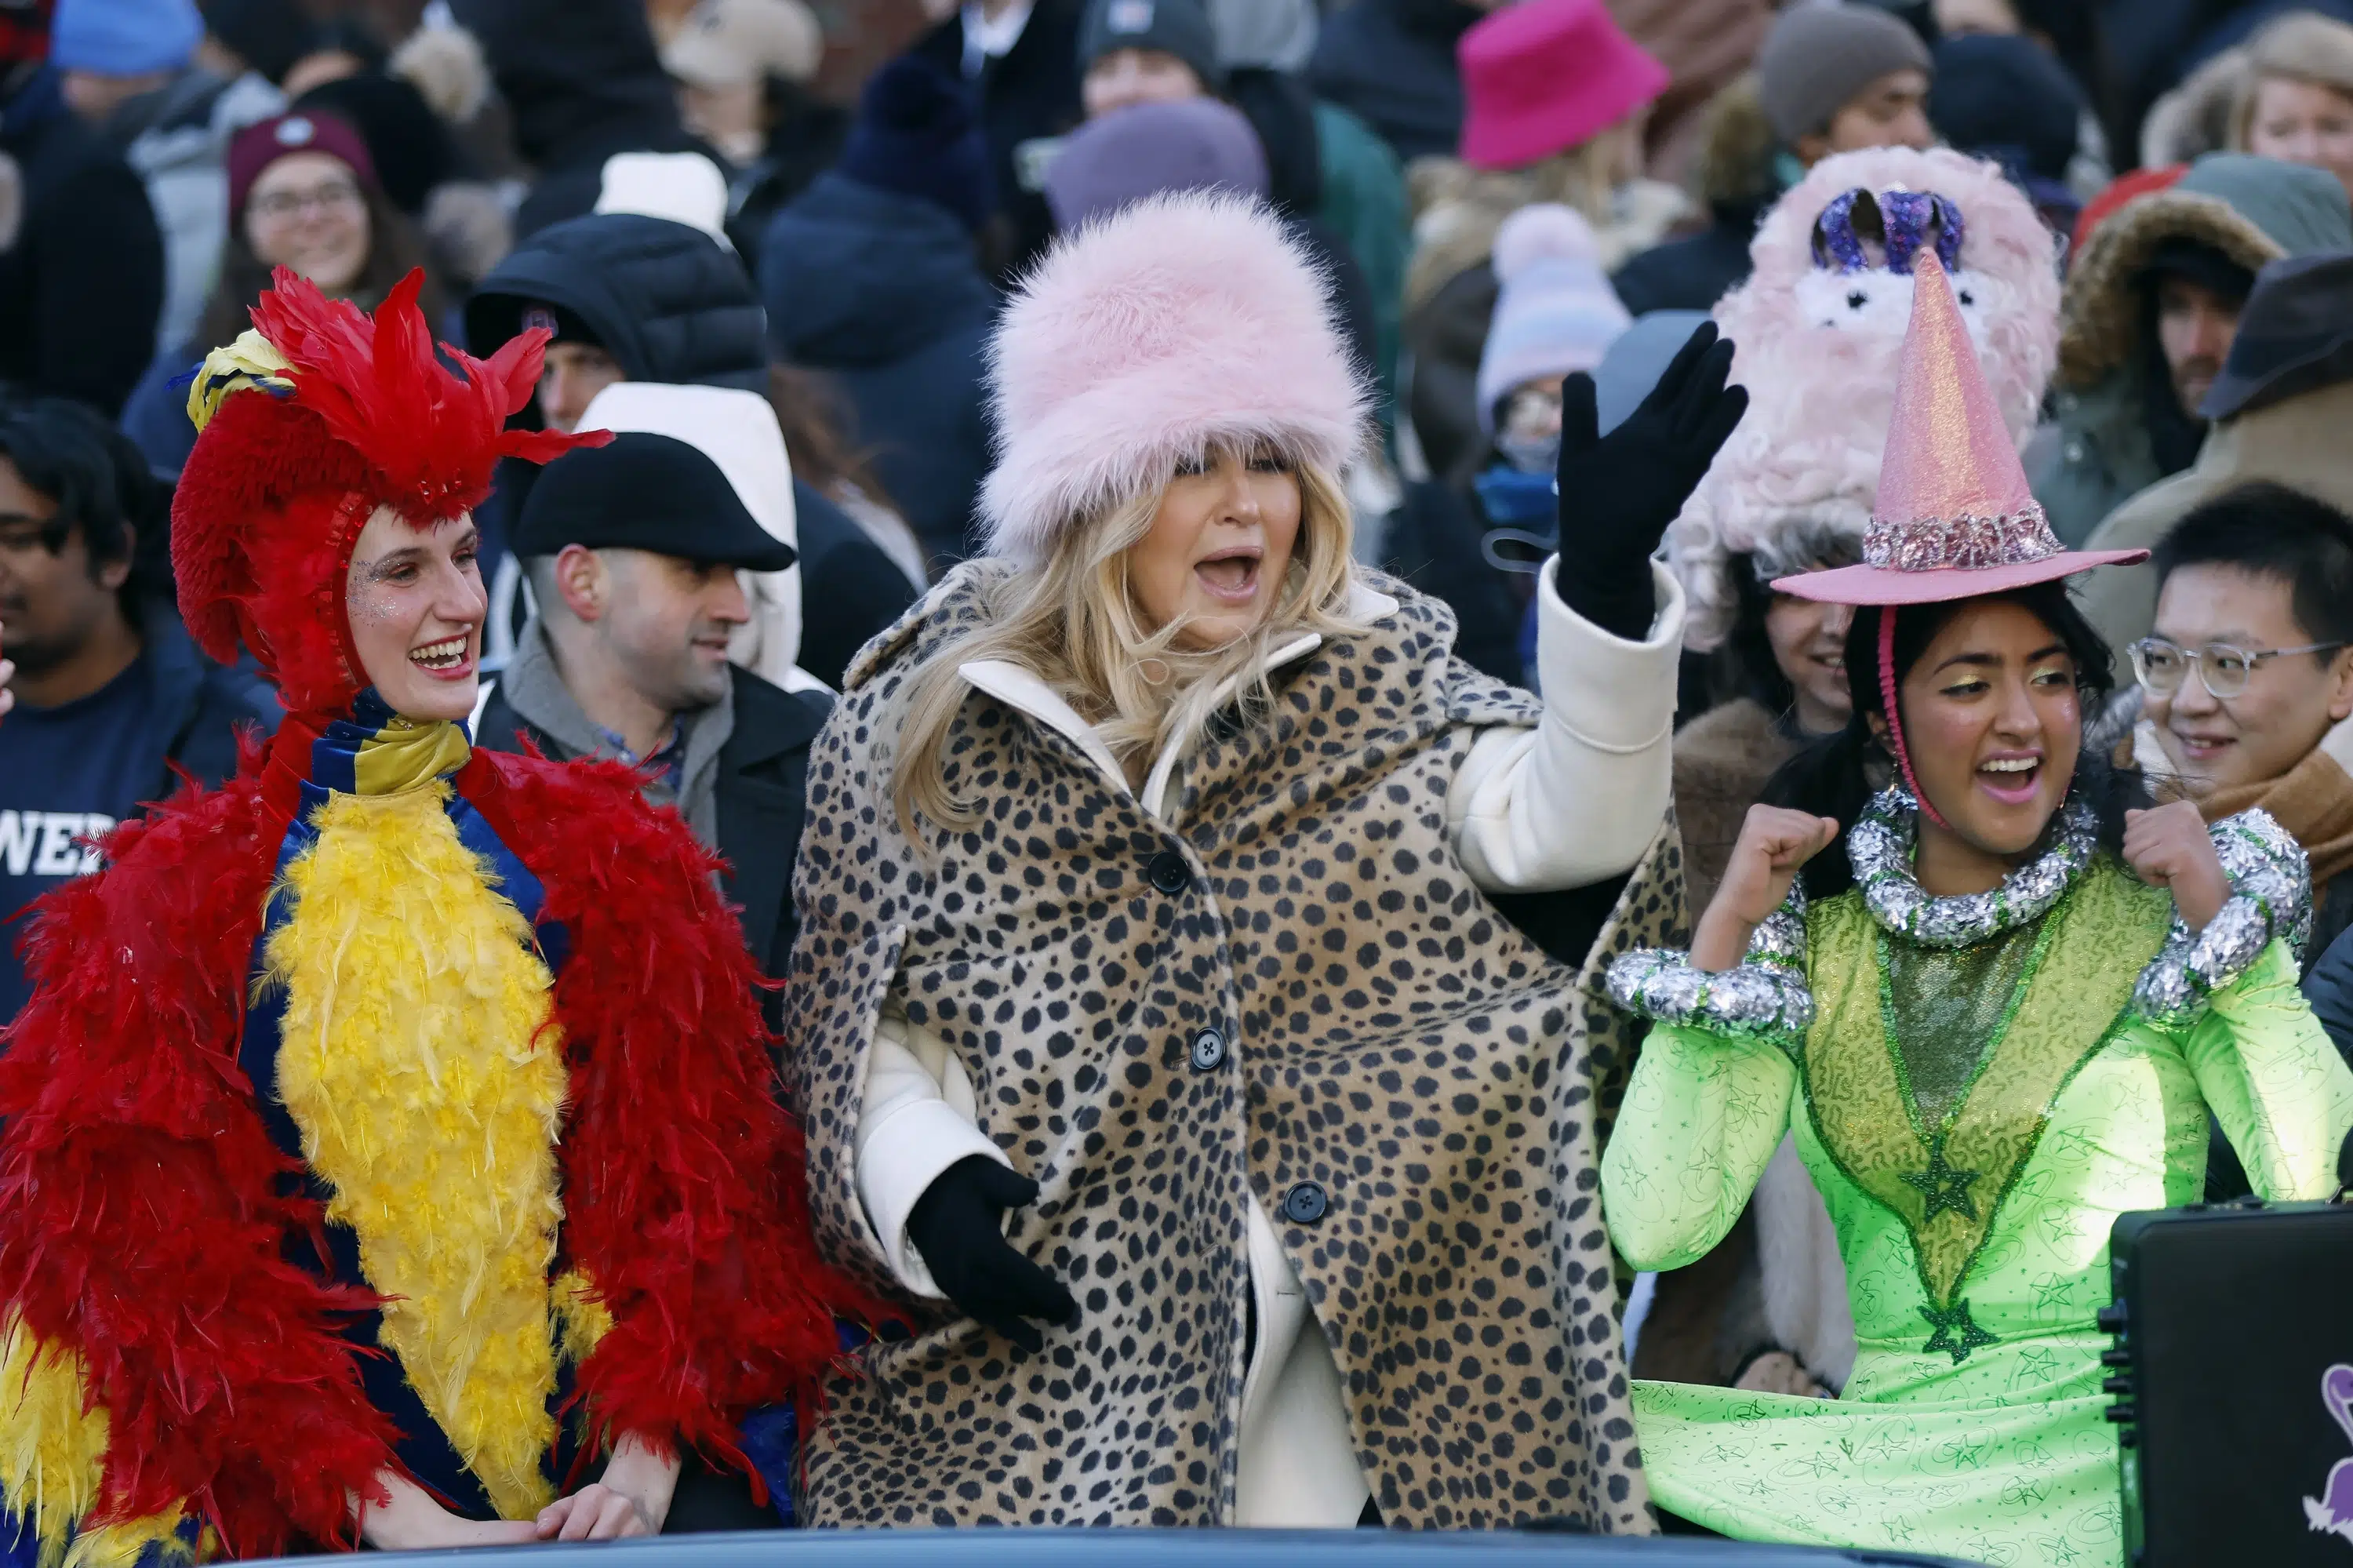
[1755,3,1933,145]
[1078,0,1224,91]
[1206,0,1316,72]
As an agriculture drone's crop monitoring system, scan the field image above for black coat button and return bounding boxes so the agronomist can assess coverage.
[1190,1028,1226,1070]
[1147,849,1191,894]
[1281,1181,1329,1224]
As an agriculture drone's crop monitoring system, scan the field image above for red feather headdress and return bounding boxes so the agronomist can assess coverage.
[171,267,608,715]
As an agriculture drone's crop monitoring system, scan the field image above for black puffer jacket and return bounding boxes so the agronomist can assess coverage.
[465,212,917,682]
[467,213,767,398]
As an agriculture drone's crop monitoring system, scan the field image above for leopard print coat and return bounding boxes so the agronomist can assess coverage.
[787,563,1681,1530]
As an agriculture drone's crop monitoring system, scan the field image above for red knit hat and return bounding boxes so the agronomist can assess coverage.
[226,110,380,221]
[1457,0,1669,173]
[171,267,606,715]
[2070,164,2187,260]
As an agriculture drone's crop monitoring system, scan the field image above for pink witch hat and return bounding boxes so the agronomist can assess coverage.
[1774,247,2145,607]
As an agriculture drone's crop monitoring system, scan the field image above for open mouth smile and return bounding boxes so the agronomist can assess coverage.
[1194,545,1263,605]
[409,633,475,680]
[1977,752,2042,806]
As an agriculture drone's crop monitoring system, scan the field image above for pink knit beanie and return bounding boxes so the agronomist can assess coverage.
[1475,204,1632,436]
[976,191,1369,565]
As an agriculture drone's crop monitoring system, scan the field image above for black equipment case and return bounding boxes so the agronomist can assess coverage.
[2107,1198,2353,1566]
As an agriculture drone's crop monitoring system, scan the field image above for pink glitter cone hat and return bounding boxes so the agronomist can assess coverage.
[1773,247,2145,609]
[1774,248,2144,828]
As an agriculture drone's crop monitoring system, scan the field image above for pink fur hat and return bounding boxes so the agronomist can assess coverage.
[1665,146,2063,650]
[976,191,1369,564]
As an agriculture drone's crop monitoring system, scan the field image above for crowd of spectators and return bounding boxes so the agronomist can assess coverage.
[6,0,2353,1424]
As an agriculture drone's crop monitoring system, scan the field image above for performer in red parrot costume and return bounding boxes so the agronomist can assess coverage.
[0,269,871,1564]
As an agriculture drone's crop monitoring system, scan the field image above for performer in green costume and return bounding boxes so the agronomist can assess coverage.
[1602,250,2353,1564]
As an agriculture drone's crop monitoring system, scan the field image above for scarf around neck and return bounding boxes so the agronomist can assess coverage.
[309,687,474,795]
[2179,745,2353,893]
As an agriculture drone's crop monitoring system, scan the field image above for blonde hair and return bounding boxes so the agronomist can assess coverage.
[2231,13,2353,148]
[890,459,1362,840]
[1403,119,1656,309]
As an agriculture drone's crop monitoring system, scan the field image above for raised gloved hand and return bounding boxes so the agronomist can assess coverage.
[906,1155,1079,1353]
[1554,319,1749,641]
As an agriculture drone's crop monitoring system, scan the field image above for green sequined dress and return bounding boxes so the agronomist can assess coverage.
[1602,853,2353,1566]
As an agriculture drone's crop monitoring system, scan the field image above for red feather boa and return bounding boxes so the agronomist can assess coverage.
[0,730,880,1555]
[0,762,397,1555]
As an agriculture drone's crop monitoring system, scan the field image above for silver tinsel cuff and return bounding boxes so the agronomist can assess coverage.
[2213,808,2311,955]
[1747,884,1809,970]
[2132,809,2311,1027]
[1606,948,1816,1044]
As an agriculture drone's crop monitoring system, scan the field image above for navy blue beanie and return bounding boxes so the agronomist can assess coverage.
[837,56,995,233]
[1928,32,2085,187]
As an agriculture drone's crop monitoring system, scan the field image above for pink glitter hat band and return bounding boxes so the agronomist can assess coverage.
[1772,246,2146,606]
[1777,544,2147,605]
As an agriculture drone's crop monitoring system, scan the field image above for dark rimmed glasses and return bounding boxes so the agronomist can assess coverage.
[2129,635,2348,700]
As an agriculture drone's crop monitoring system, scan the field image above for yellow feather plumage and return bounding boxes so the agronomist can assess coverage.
[551,1272,614,1373]
[0,1316,193,1568]
[60,1513,207,1568]
[264,784,570,1521]
[184,330,292,435]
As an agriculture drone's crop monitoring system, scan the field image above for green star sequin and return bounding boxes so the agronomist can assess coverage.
[1919,1297,2000,1363]
[1902,1139,1983,1221]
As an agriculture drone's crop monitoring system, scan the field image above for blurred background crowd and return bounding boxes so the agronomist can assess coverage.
[8,0,2353,1203]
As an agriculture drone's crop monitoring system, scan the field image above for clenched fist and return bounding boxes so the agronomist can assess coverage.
[1693,805,1841,970]
[2124,802,2231,931]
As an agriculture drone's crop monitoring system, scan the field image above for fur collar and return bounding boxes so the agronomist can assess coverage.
[2057,192,2286,390]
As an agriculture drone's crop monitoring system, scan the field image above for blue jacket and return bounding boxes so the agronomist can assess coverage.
[0,605,279,1021]
[762,171,997,567]
[121,343,202,478]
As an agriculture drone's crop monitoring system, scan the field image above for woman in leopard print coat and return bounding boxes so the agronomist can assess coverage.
[785,192,1747,1531]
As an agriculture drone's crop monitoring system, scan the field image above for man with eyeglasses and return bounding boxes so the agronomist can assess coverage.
[0,396,276,1026]
[2131,481,2353,966]
[2128,478,2353,1192]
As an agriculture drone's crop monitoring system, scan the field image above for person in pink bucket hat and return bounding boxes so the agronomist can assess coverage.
[1402,0,1686,484]
[1457,0,1669,174]
[1598,245,2353,1557]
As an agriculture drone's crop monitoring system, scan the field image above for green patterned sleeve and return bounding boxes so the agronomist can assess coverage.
[2179,941,2353,1201]
[1601,1022,1798,1271]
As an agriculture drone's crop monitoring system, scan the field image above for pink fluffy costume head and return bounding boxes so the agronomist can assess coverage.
[1665,146,2063,650]
[976,191,1369,566]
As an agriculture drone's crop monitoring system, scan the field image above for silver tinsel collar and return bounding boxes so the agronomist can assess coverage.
[1849,786,2099,948]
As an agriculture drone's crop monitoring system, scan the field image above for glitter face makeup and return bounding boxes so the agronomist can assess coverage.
[342,505,486,722]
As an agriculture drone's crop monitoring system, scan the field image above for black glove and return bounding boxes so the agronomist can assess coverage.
[905,1155,1079,1353]
[1554,319,1749,641]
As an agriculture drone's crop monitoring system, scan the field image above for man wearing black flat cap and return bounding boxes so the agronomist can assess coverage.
[475,383,834,1035]
[2082,249,2353,651]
